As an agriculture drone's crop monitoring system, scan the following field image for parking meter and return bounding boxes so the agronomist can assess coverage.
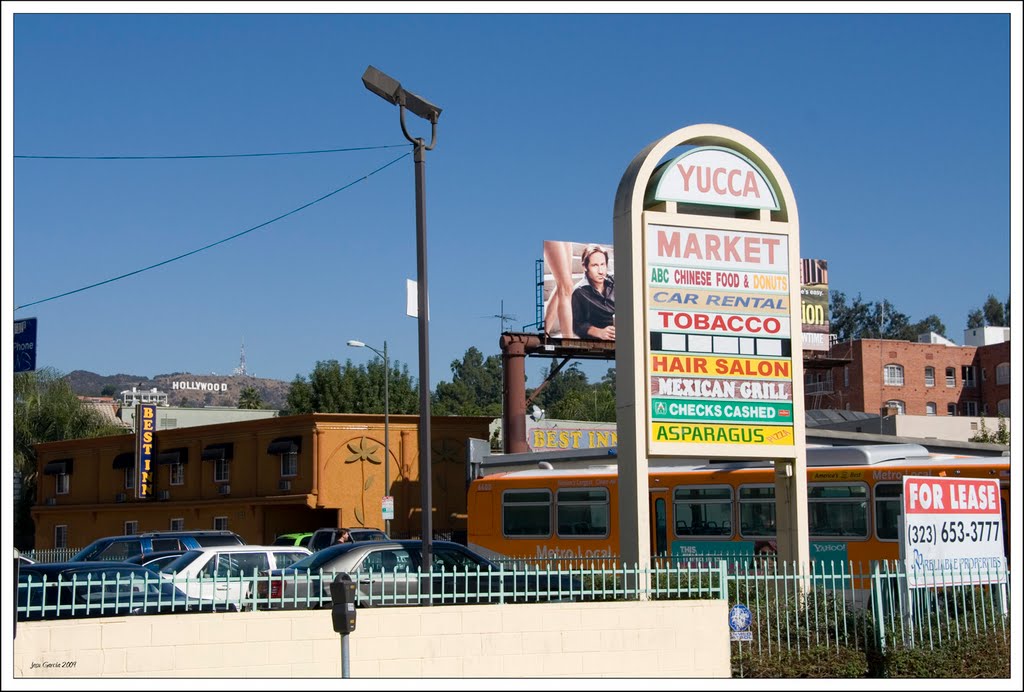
[329,573,357,634]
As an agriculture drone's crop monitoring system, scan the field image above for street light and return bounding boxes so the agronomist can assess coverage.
[347,339,390,536]
[362,66,441,592]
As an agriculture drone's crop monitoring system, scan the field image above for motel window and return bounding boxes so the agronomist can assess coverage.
[947,403,957,416]
[124,521,138,536]
[170,462,185,486]
[925,402,937,416]
[556,488,609,538]
[55,473,70,495]
[962,366,976,388]
[674,485,733,537]
[996,362,1010,385]
[502,489,551,538]
[874,483,902,541]
[169,518,185,531]
[213,516,229,531]
[946,367,956,387]
[924,367,935,387]
[883,364,904,386]
[214,458,230,483]
[281,452,298,477]
[807,484,868,539]
[964,401,979,416]
[738,485,776,537]
[124,466,135,490]
[54,525,68,549]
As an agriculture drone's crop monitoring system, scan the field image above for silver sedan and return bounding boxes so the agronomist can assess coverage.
[256,540,580,609]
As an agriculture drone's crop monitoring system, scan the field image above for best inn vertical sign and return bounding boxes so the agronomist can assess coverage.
[136,403,156,498]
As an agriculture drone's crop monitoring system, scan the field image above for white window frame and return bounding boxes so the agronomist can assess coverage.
[885,400,905,414]
[124,520,138,536]
[214,458,230,483]
[996,362,1010,385]
[213,516,229,531]
[169,461,185,486]
[925,402,937,416]
[998,399,1010,416]
[124,466,135,490]
[55,472,70,495]
[962,366,976,388]
[54,524,68,549]
[883,364,904,386]
[946,367,956,387]
[169,517,185,531]
[280,451,298,478]
[947,403,957,416]
[964,401,978,416]
[924,366,935,387]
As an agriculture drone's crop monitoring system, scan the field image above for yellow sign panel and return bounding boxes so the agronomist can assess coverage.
[651,422,794,445]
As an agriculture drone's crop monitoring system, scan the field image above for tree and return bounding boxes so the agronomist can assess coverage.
[100,384,118,397]
[14,368,126,549]
[237,385,263,410]
[285,358,417,415]
[983,294,1007,326]
[433,347,504,416]
[828,291,873,341]
[967,309,985,329]
[908,314,947,339]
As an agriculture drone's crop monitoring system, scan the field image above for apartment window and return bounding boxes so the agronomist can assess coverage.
[214,458,230,483]
[998,399,1010,416]
[169,518,185,531]
[124,466,135,490]
[995,362,1010,385]
[945,367,956,387]
[843,366,849,388]
[54,525,68,549]
[947,403,957,416]
[924,367,935,387]
[124,520,138,536]
[962,366,976,388]
[963,401,978,416]
[885,400,906,414]
[281,452,298,477]
[169,462,185,486]
[213,516,229,531]
[925,402,937,416]
[884,364,904,386]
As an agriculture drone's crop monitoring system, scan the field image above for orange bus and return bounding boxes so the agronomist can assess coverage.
[467,444,1010,569]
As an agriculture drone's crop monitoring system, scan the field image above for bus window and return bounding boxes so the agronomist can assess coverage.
[556,488,609,537]
[874,483,902,541]
[502,490,552,538]
[674,485,732,537]
[739,485,776,537]
[808,484,869,538]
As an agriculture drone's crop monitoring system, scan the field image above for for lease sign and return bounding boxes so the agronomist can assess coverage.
[902,476,1006,588]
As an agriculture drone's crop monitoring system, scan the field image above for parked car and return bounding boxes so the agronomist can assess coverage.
[124,550,187,572]
[257,540,580,609]
[71,530,245,562]
[160,545,311,609]
[307,527,389,552]
[17,561,226,621]
[272,532,313,549]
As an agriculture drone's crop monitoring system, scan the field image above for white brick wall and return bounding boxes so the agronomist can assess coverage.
[14,600,730,679]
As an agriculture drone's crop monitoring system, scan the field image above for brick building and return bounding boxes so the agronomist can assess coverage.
[805,328,1011,418]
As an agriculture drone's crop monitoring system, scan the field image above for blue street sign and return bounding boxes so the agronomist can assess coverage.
[14,318,38,373]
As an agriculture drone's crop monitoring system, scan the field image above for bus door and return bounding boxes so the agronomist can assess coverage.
[650,489,670,558]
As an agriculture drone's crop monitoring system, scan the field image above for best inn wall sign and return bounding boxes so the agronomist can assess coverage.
[135,403,156,498]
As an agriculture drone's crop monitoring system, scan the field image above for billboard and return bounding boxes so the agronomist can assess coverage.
[14,317,38,373]
[541,240,615,341]
[799,258,830,351]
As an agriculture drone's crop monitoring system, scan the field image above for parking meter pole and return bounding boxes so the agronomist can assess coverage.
[341,633,350,678]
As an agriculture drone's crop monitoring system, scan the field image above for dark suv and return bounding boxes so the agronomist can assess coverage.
[308,527,389,552]
[71,530,245,562]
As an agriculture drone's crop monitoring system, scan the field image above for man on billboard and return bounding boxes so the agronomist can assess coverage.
[571,243,616,341]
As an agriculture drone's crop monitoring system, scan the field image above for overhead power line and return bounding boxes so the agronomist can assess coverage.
[14,143,409,160]
[14,151,411,312]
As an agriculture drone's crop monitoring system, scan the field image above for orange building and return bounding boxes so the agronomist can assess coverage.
[31,413,492,550]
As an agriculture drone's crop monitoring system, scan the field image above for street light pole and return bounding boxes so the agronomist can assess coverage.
[346,339,390,536]
[361,67,442,598]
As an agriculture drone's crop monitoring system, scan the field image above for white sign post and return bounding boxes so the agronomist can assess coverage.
[901,476,1006,588]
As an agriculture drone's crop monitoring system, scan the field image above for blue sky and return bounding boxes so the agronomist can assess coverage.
[5,4,1021,393]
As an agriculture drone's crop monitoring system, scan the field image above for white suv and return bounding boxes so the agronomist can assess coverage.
[160,545,310,609]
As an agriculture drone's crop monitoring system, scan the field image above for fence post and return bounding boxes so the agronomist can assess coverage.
[718,559,729,601]
[870,561,887,654]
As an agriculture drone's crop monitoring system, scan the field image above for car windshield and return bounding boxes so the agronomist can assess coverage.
[160,550,204,574]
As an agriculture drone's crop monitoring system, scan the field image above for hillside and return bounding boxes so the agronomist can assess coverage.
[64,370,291,410]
